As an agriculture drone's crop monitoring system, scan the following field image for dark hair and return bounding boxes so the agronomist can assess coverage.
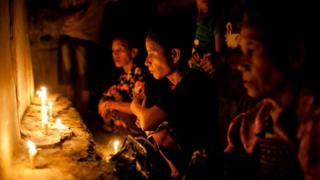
[112,32,147,66]
[112,33,140,50]
[146,15,194,70]
[242,0,306,76]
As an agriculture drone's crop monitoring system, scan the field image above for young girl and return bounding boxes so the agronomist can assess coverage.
[98,35,145,135]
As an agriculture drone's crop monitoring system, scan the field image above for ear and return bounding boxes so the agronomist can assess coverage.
[170,48,181,65]
[131,48,139,58]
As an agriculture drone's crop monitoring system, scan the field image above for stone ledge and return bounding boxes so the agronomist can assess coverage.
[11,94,117,180]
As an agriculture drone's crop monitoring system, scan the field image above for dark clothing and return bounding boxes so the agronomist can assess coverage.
[156,69,221,176]
[58,35,94,90]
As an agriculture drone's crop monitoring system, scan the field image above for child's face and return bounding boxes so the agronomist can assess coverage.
[238,26,284,98]
[145,37,173,80]
[112,40,133,68]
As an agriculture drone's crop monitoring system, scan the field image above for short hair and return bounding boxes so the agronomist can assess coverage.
[146,15,194,70]
[112,32,140,50]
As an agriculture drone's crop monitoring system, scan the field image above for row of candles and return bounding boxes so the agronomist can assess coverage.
[27,86,121,168]
[27,86,68,168]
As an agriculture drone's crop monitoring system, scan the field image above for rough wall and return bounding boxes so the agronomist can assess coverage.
[0,0,34,178]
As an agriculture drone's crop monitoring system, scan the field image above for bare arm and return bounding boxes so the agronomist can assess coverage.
[130,95,168,131]
[99,100,132,114]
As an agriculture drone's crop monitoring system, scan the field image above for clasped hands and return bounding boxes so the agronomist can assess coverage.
[188,52,217,76]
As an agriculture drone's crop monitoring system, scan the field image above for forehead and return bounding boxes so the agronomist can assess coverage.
[239,26,264,46]
[112,39,129,48]
[146,37,162,50]
[240,26,262,40]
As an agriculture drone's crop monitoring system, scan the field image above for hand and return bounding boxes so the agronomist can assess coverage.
[98,100,113,117]
[188,52,202,68]
[130,94,143,115]
[200,53,216,76]
[130,92,146,128]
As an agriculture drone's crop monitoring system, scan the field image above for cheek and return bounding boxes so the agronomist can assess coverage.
[252,65,283,96]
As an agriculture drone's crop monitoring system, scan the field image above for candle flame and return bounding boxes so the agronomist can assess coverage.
[113,140,120,154]
[56,118,67,130]
[36,90,41,97]
[27,140,37,155]
[39,86,47,104]
[41,86,47,94]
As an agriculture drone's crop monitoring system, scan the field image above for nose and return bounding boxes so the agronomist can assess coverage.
[145,56,151,67]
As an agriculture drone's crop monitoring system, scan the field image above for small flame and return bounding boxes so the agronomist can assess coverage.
[41,86,47,94]
[27,140,37,155]
[40,86,47,104]
[113,140,120,153]
[36,90,41,98]
[56,118,67,130]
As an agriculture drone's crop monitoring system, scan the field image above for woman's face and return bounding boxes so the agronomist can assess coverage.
[112,39,133,68]
[196,0,210,13]
[145,37,173,80]
[238,26,284,98]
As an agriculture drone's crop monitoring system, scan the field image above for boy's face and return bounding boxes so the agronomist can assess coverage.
[238,26,284,98]
[112,40,133,68]
[145,37,173,80]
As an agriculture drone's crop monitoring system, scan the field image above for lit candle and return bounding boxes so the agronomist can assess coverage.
[39,87,47,127]
[40,86,47,107]
[48,101,53,119]
[113,140,120,154]
[41,106,48,126]
[36,90,41,98]
[27,140,37,168]
[42,106,48,134]
[55,118,67,130]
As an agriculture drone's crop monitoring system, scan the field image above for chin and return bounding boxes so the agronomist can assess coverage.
[153,75,161,80]
[246,89,260,98]
[152,73,164,80]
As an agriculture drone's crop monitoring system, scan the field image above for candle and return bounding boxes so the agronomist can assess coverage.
[27,140,37,168]
[39,86,47,127]
[55,118,67,130]
[41,106,48,126]
[36,90,41,98]
[48,101,53,119]
[113,140,120,154]
[41,106,48,134]
[40,86,47,107]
